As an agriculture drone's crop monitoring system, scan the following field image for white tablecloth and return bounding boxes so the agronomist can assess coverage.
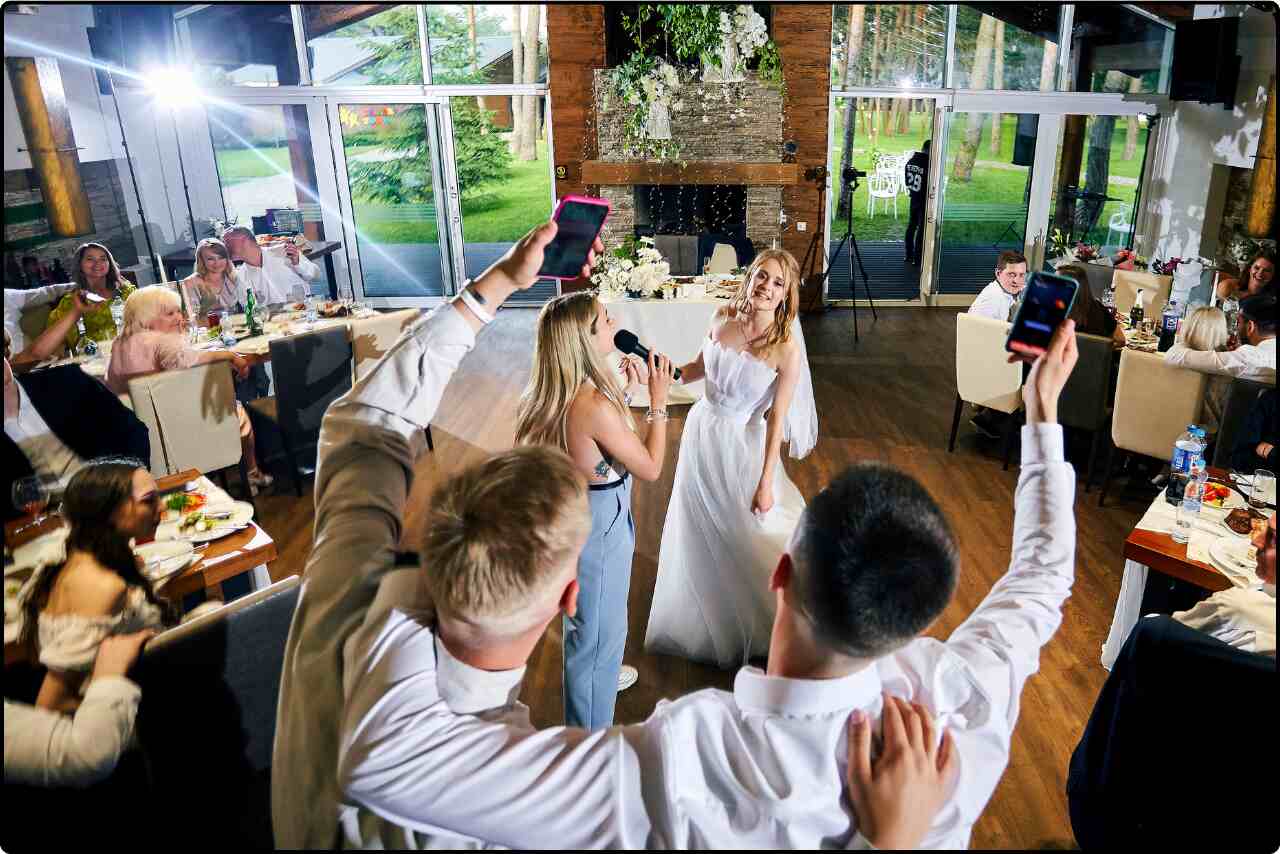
[601,295,725,407]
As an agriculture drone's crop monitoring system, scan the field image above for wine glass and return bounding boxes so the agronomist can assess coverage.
[11,475,54,533]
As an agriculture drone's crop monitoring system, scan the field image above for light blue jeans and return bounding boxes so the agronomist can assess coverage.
[563,475,635,730]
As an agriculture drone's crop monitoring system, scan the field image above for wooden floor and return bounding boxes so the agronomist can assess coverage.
[254,306,1149,850]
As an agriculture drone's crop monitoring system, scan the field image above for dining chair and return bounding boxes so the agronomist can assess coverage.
[949,313,1023,469]
[1112,270,1173,320]
[1106,206,1134,249]
[246,325,353,497]
[350,308,432,452]
[706,243,737,274]
[1097,348,1207,506]
[866,173,899,219]
[1210,377,1271,470]
[1056,331,1115,490]
[127,361,252,502]
[135,575,301,849]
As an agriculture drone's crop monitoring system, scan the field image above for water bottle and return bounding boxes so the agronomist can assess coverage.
[1165,424,1205,506]
[109,295,125,331]
[1172,458,1208,544]
[1157,299,1179,352]
[1102,284,1116,314]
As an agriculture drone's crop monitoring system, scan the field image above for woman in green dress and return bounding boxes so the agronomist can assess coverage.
[45,243,135,354]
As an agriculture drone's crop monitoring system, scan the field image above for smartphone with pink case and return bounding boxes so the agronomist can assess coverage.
[538,195,611,280]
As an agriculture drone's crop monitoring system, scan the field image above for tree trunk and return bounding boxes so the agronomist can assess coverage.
[1124,76,1142,160]
[468,5,485,110]
[836,5,866,219]
[510,5,524,157]
[952,14,996,182]
[1076,70,1131,236]
[885,7,907,136]
[1055,115,1087,233]
[518,4,541,160]
[989,20,1005,153]
[1039,40,1057,92]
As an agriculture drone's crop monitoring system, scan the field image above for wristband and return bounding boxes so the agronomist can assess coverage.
[457,283,494,324]
[645,408,668,423]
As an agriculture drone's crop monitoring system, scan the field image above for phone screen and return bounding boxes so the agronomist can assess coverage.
[1006,272,1079,356]
[539,200,609,279]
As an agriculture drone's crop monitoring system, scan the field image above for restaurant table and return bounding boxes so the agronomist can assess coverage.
[4,468,278,667]
[162,240,344,299]
[221,310,377,366]
[1100,467,1264,670]
[600,293,729,407]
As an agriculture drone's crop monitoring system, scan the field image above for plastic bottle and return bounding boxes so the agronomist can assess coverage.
[1165,424,1205,506]
[1102,283,1116,313]
[1172,458,1208,544]
[1157,299,1180,352]
[109,295,125,332]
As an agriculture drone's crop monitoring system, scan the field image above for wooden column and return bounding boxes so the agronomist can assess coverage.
[772,4,832,305]
[1245,75,1276,238]
[6,56,94,237]
[546,3,605,292]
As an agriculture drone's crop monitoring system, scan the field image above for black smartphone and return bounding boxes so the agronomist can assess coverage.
[537,195,611,280]
[1005,271,1079,358]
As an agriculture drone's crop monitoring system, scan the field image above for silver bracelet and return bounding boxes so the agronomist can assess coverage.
[624,391,634,406]
[456,282,494,324]
[645,408,668,423]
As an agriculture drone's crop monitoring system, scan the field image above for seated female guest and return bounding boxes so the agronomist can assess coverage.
[180,238,242,325]
[1165,306,1232,434]
[1057,265,1126,349]
[1216,249,1275,302]
[105,287,272,492]
[45,243,136,355]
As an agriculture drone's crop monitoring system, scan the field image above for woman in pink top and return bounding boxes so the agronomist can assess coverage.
[106,286,273,492]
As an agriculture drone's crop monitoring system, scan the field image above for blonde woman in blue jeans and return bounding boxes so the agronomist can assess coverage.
[514,292,673,729]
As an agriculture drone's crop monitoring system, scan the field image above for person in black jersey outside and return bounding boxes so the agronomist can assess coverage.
[904,140,930,265]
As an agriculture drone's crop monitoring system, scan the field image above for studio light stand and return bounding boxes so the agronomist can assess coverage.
[819,166,878,343]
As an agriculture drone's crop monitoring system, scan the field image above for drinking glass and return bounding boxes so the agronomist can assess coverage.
[1251,469,1276,510]
[11,475,54,533]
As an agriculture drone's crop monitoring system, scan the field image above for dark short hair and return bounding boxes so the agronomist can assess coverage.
[1240,291,1277,335]
[997,250,1027,272]
[790,464,959,659]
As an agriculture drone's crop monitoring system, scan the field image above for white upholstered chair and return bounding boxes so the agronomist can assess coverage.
[949,313,1024,468]
[1112,270,1173,321]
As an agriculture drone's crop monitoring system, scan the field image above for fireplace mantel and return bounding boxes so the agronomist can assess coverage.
[581,161,801,186]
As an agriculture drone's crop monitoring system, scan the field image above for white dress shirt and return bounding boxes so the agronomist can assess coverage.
[1163,337,1276,384]
[967,280,1017,322]
[271,301,475,850]
[4,283,76,353]
[236,248,320,305]
[337,424,1077,850]
[1173,583,1276,656]
[4,380,82,483]
[3,676,140,787]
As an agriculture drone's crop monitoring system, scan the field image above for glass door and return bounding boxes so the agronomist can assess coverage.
[326,97,454,304]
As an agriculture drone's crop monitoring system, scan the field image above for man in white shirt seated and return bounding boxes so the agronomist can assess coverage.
[221,226,320,306]
[331,313,1080,847]
[966,249,1027,322]
[1164,291,1276,384]
[1172,512,1276,656]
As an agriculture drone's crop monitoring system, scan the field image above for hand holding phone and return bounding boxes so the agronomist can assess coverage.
[1005,271,1079,360]
[538,196,610,280]
[80,290,107,305]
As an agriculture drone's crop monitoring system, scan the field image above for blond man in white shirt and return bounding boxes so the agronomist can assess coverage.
[1173,512,1276,656]
[221,226,320,306]
[332,304,1081,848]
[1164,291,1277,384]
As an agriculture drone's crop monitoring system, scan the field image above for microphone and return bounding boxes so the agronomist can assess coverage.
[614,329,682,380]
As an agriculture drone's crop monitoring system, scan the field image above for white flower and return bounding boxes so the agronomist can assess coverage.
[662,64,679,88]
[627,88,642,106]
[672,99,684,112]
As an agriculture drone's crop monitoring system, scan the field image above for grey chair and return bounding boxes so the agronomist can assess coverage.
[246,325,353,496]
[134,576,300,849]
[1211,378,1271,470]
[1056,332,1115,490]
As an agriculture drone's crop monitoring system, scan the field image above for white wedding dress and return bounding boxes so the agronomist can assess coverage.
[644,322,817,668]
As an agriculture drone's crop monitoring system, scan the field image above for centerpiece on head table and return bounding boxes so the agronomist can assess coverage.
[592,234,672,299]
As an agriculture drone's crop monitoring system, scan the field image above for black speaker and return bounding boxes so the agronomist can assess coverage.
[1012,114,1038,167]
[1170,17,1241,108]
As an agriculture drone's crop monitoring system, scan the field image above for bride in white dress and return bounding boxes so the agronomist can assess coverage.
[644,249,818,668]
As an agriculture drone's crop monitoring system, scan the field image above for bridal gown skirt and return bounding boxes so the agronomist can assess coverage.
[644,400,805,669]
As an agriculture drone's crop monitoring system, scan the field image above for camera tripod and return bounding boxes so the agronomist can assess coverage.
[802,167,877,343]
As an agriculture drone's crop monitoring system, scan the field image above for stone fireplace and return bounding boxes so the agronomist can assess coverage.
[591,71,787,262]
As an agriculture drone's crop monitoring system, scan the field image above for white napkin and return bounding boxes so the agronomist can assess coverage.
[1187,531,1217,564]
[1135,495,1228,536]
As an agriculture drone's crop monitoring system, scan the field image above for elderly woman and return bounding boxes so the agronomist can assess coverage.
[1166,305,1232,434]
[180,237,243,325]
[45,243,136,354]
[105,286,272,492]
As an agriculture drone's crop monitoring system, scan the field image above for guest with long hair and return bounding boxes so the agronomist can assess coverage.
[44,243,136,354]
[514,291,674,729]
[1167,305,1233,433]
[180,238,242,324]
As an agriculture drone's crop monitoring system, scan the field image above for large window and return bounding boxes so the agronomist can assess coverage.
[305,5,424,86]
[831,5,947,90]
[176,3,301,86]
[952,6,1062,91]
[1066,5,1173,94]
[426,5,548,85]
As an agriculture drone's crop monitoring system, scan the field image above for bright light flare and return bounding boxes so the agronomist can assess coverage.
[146,67,201,109]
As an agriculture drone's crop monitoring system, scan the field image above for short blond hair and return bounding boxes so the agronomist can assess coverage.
[120,285,181,338]
[1178,306,1228,352]
[421,446,590,635]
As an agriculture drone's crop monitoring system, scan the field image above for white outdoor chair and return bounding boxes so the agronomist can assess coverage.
[867,173,899,219]
[1107,207,1134,249]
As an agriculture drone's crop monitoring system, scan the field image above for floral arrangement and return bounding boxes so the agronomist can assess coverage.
[1110,249,1148,271]
[592,235,671,298]
[1150,256,1186,276]
[1073,242,1100,263]
[603,57,683,160]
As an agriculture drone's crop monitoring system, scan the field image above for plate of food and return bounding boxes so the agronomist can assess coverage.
[161,490,207,523]
[1201,481,1247,510]
[177,501,255,543]
[1221,508,1265,539]
[134,540,197,584]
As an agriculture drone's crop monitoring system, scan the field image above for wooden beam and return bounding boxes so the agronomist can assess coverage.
[1246,75,1276,238]
[303,4,396,39]
[581,161,802,186]
[5,56,94,237]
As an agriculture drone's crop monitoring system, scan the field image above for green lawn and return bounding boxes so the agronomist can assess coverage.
[214,140,551,246]
[829,108,1148,246]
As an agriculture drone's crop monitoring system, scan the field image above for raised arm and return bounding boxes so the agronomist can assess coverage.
[751,341,801,515]
[12,291,88,366]
[589,352,673,482]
